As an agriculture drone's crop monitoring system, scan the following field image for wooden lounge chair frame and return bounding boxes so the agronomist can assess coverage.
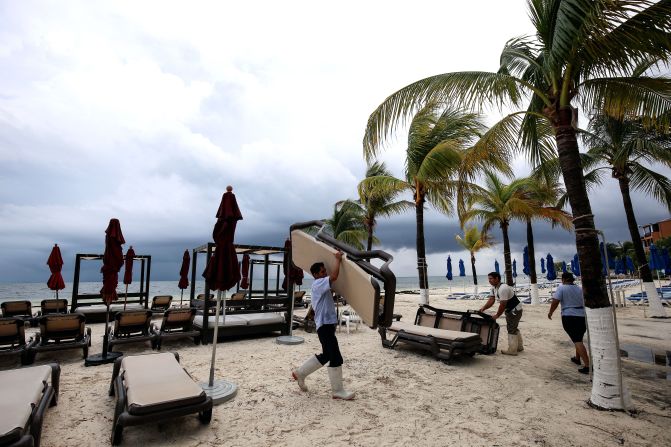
[0,318,35,365]
[40,299,68,316]
[109,352,212,445]
[28,314,91,363]
[151,308,200,350]
[108,310,155,350]
[0,363,60,447]
[150,296,173,312]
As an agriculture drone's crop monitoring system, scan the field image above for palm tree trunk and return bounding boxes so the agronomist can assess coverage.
[415,198,429,304]
[526,218,540,305]
[501,221,514,286]
[618,177,666,317]
[554,107,628,411]
[366,226,374,252]
[470,253,478,295]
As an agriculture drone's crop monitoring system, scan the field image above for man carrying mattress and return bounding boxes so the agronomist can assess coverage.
[479,271,524,355]
[292,250,355,400]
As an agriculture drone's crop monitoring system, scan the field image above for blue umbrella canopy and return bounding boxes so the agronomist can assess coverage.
[561,261,567,273]
[661,248,671,276]
[512,259,518,278]
[546,254,556,281]
[649,244,663,271]
[494,260,500,274]
[599,242,609,276]
[626,256,635,275]
[522,246,530,275]
[541,257,546,274]
[572,253,581,276]
[446,256,453,280]
[458,259,465,277]
[615,258,625,275]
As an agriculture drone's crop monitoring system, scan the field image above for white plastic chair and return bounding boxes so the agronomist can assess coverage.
[340,308,361,334]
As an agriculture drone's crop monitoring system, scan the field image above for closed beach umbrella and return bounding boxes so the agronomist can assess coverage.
[281,238,304,291]
[649,243,663,272]
[458,259,465,277]
[178,250,190,306]
[626,256,635,275]
[46,244,65,299]
[661,248,670,276]
[561,261,567,273]
[599,242,609,276]
[614,258,625,275]
[494,260,500,274]
[98,218,125,361]
[546,254,556,281]
[446,256,453,280]
[572,253,581,277]
[240,254,250,290]
[512,259,517,278]
[541,257,546,274]
[122,246,135,310]
[522,246,530,276]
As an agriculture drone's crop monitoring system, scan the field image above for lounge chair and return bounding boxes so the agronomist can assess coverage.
[40,299,68,316]
[292,305,316,333]
[0,363,60,447]
[293,291,307,308]
[0,318,35,365]
[150,296,173,312]
[151,308,200,350]
[1,300,35,326]
[28,313,91,363]
[109,352,213,445]
[108,310,155,351]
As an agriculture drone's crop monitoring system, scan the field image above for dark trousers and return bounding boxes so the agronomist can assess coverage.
[315,324,343,367]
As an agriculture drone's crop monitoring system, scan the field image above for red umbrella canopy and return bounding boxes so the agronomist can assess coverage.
[281,238,304,290]
[123,246,135,285]
[203,186,243,291]
[100,218,125,305]
[178,250,190,290]
[46,244,65,291]
[240,254,250,289]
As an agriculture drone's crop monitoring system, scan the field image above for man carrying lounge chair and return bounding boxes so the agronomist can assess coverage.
[291,250,355,400]
[479,271,524,355]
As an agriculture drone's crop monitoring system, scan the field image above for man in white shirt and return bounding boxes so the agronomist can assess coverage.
[479,271,524,355]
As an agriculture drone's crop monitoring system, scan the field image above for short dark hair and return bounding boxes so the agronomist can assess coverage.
[562,272,575,283]
[488,271,501,280]
[310,262,325,275]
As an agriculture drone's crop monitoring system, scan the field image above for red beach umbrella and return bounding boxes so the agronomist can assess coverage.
[240,254,250,290]
[178,250,190,306]
[100,218,125,306]
[46,244,65,298]
[122,246,135,309]
[281,238,303,291]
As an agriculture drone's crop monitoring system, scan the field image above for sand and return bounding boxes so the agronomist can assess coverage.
[4,293,670,447]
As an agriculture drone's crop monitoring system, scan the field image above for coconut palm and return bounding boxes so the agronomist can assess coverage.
[454,225,493,294]
[361,102,493,304]
[356,162,414,252]
[580,110,671,316]
[363,0,671,410]
[321,200,369,250]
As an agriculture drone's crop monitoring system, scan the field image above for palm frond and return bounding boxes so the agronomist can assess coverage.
[628,162,671,210]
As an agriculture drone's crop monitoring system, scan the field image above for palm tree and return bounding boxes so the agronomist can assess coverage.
[321,200,370,250]
[580,111,671,316]
[455,225,493,294]
[461,171,535,286]
[361,102,491,304]
[363,1,671,410]
[356,162,414,252]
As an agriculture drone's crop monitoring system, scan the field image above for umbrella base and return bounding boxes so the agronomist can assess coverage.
[276,335,304,345]
[200,379,237,405]
[85,351,123,367]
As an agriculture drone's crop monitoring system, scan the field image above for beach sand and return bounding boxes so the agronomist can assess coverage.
[3,292,670,446]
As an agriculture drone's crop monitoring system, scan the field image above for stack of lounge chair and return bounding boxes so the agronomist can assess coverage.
[1,301,36,326]
[0,318,34,365]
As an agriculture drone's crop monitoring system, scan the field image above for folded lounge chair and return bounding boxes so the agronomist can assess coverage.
[109,352,212,445]
[40,299,68,316]
[150,296,172,312]
[0,363,60,447]
[151,308,200,350]
[28,314,91,363]
[108,310,155,351]
[0,318,35,365]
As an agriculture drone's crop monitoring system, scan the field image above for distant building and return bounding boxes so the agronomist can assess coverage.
[640,218,671,250]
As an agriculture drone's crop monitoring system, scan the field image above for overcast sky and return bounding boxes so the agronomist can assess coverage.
[1,0,669,285]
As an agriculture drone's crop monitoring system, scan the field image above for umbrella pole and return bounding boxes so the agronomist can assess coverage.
[180,289,184,308]
[209,290,225,387]
[124,285,128,310]
[103,303,111,358]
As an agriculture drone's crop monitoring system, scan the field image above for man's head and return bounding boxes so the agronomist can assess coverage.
[561,272,575,284]
[310,262,327,279]
[487,271,501,286]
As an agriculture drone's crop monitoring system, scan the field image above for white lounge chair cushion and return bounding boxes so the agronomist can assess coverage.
[122,353,205,414]
[75,303,143,314]
[235,313,284,326]
[193,315,248,327]
[0,365,52,437]
[388,321,481,342]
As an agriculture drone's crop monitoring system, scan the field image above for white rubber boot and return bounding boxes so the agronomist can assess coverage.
[327,367,355,400]
[517,332,524,352]
[291,356,323,392]
[501,334,519,355]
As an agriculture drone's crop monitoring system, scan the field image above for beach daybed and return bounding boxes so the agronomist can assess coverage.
[109,352,212,445]
[150,296,173,312]
[151,308,200,350]
[0,363,60,447]
[192,310,287,341]
[108,310,155,351]
[0,318,35,365]
[28,314,91,364]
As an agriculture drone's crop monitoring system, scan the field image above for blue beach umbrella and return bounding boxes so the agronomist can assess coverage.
[626,256,635,275]
[572,254,580,276]
[561,261,567,273]
[513,259,518,278]
[522,246,530,276]
[546,254,556,281]
[599,242,609,276]
[649,244,663,272]
[661,248,670,276]
[494,260,500,274]
[615,258,625,275]
[541,258,546,274]
[458,259,465,277]
[446,256,453,280]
